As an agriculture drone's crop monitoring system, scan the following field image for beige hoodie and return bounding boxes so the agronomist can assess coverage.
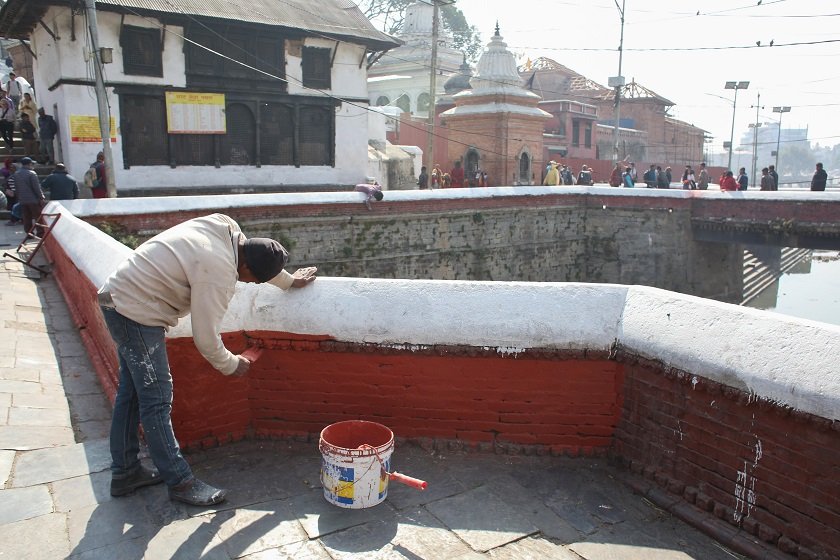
[99,213,293,375]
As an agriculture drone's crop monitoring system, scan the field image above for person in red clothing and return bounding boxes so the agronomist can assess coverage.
[449,160,465,188]
[719,170,739,191]
[90,151,108,198]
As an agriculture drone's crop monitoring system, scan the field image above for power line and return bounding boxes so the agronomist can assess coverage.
[513,38,840,52]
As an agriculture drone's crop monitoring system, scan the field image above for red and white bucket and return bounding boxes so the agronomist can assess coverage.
[319,420,427,509]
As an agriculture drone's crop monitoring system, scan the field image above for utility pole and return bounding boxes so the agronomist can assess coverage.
[83,0,117,198]
[750,92,763,189]
[425,1,440,176]
[610,0,626,164]
[724,80,749,172]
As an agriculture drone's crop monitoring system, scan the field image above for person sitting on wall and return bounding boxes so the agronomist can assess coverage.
[98,213,317,506]
[355,176,384,210]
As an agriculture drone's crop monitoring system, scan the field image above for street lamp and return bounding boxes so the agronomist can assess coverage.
[772,106,792,177]
[724,81,750,171]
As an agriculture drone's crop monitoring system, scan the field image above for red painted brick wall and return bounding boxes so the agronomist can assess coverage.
[44,237,119,404]
[614,358,840,560]
[165,333,625,456]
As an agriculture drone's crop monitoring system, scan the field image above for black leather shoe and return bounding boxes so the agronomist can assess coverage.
[168,478,227,506]
[110,465,163,497]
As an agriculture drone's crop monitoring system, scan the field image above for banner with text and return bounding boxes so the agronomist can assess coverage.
[166,92,226,134]
[69,115,117,143]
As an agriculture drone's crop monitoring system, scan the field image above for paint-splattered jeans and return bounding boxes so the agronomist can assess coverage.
[101,306,193,487]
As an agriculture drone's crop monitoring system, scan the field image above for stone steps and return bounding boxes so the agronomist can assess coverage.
[742,247,811,305]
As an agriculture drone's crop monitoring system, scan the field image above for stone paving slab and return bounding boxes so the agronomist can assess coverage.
[425,485,540,552]
[0,365,40,382]
[53,470,113,513]
[0,425,75,450]
[0,513,71,560]
[0,448,14,485]
[240,539,333,560]
[8,403,71,427]
[0,484,54,524]
[289,488,386,540]
[11,438,110,487]
[487,536,582,560]
[0,378,44,394]
[12,390,69,409]
[319,506,474,560]
[214,498,308,558]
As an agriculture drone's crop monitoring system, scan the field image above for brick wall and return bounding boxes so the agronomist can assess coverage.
[614,357,840,560]
[81,193,744,301]
[44,235,119,403]
[166,333,624,455]
[47,202,840,559]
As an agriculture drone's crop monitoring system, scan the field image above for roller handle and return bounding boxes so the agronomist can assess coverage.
[389,471,428,490]
[240,347,263,363]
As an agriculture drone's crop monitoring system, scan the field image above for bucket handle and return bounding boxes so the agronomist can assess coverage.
[358,444,427,491]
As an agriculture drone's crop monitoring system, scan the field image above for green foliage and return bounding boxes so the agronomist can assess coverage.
[97,221,140,249]
[440,4,483,62]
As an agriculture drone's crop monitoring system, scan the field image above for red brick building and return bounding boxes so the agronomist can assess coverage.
[439,26,550,186]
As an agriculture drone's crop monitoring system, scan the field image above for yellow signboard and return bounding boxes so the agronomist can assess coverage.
[165,91,226,134]
[69,115,117,143]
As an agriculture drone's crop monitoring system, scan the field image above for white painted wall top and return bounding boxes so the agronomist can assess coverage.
[61,185,840,218]
[47,198,840,421]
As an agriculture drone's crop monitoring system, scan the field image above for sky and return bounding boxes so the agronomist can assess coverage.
[449,0,839,153]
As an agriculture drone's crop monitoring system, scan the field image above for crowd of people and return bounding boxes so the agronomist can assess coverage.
[3,150,106,241]
[1,74,59,164]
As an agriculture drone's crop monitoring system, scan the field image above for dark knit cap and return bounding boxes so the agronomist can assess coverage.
[242,238,289,282]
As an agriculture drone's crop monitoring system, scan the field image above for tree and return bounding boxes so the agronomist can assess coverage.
[439,4,483,62]
[358,0,483,61]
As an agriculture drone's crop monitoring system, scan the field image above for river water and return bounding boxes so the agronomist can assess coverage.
[744,250,840,327]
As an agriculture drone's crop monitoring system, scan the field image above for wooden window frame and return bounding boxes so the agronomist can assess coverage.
[302,46,331,90]
[121,25,163,77]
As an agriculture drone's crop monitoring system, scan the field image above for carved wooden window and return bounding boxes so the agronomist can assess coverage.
[260,103,294,165]
[572,120,580,147]
[121,25,162,77]
[185,23,285,92]
[299,105,332,166]
[220,103,256,165]
[302,47,331,89]
[170,134,215,166]
[120,94,168,166]
[584,122,592,148]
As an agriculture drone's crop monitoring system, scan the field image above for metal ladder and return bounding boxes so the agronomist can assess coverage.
[3,211,62,274]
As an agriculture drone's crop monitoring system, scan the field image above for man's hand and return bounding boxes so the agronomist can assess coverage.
[232,356,251,377]
[291,266,317,288]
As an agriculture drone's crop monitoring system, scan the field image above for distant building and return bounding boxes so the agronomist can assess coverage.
[440,25,550,185]
[520,58,707,165]
[0,0,399,193]
[367,1,463,118]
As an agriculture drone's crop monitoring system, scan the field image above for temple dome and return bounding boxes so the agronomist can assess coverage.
[443,56,473,94]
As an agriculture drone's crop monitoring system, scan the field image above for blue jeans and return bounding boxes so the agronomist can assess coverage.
[101,306,193,487]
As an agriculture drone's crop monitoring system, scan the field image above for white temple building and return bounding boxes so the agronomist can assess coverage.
[367,1,464,118]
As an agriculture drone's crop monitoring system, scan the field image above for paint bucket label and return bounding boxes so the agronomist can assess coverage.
[319,420,394,509]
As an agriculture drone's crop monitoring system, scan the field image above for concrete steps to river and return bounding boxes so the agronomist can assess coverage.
[741,247,811,305]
